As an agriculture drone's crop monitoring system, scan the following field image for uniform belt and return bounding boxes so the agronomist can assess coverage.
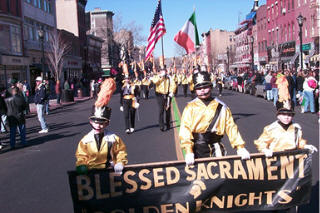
[192,132,223,144]
[124,95,134,99]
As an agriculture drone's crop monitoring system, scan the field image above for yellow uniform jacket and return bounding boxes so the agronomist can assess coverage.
[180,74,188,85]
[151,74,176,95]
[254,121,307,152]
[187,75,194,92]
[179,98,245,154]
[141,77,151,86]
[76,130,128,169]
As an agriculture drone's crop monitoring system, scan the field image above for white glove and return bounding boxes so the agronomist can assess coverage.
[169,93,173,98]
[160,71,166,77]
[133,102,140,109]
[120,106,123,111]
[304,145,318,154]
[262,148,273,157]
[114,163,124,175]
[185,153,195,166]
[237,147,250,160]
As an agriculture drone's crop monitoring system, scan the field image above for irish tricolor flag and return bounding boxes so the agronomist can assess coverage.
[174,11,200,54]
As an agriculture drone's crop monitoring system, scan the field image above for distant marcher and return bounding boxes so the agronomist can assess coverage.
[5,86,27,149]
[216,77,223,96]
[34,77,49,133]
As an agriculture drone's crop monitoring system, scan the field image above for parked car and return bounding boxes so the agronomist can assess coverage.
[255,84,267,99]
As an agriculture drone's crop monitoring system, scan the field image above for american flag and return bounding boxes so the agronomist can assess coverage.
[145,0,166,61]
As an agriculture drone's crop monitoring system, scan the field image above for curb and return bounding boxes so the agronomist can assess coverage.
[26,97,92,119]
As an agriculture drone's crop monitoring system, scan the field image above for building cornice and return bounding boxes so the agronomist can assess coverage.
[0,13,22,24]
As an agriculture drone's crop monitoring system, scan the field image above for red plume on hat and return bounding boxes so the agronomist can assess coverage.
[95,78,116,107]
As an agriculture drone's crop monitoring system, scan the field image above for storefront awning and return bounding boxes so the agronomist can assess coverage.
[240,11,256,25]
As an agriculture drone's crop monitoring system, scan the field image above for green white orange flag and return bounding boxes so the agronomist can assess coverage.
[174,11,200,54]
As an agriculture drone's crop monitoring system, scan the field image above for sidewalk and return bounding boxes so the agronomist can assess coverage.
[27,96,91,117]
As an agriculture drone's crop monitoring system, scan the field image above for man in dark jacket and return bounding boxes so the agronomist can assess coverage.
[34,76,48,133]
[5,86,27,149]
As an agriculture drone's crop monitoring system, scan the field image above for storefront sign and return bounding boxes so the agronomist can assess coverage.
[0,55,29,66]
[64,57,82,69]
[68,150,312,213]
[280,41,296,57]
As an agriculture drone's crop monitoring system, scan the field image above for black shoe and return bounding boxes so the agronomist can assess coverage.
[160,127,165,132]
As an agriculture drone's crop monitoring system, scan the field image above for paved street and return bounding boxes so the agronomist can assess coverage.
[0,87,318,213]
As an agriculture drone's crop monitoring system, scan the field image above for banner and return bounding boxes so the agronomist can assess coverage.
[68,150,312,213]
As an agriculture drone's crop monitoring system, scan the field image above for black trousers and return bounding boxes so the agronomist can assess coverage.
[218,84,223,95]
[182,84,188,97]
[123,99,136,130]
[141,85,149,99]
[194,141,226,158]
[155,93,171,129]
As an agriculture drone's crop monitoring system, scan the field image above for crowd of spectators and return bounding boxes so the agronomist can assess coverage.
[217,68,319,114]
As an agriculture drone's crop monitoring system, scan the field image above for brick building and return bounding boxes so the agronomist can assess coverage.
[55,0,87,77]
[266,0,320,70]
[86,8,116,74]
[256,4,268,69]
[0,0,29,88]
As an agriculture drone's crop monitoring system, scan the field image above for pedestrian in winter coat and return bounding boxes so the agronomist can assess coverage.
[5,86,27,149]
[34,76,49,133]
[302,72,317,113]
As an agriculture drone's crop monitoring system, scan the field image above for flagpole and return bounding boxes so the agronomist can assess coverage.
[161,36,164,64]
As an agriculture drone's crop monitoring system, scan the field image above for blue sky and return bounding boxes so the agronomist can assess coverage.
[86,0,266,58]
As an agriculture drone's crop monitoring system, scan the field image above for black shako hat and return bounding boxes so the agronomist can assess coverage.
[89,79,116,123]
[90,106,112,123]
[193,71,212,89]
[276,101,295,116]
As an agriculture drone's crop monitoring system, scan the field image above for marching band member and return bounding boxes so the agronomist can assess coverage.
[179,71,250,166]
[75,79,128,175]
[151,66,176,132]
[120,75,139,134]
[141,71,151,99]
[254,102,317,157]
[181,69,189,97]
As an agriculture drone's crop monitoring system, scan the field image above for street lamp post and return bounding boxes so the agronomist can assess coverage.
[297,14,306,70]
[250,36,254,72]
[226,46,230,73]
[38,26,46,79]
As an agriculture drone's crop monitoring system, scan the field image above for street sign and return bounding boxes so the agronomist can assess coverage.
[302,43,311,51]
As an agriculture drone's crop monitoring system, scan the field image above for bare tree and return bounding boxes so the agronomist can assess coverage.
[113,14,146,64]
[46,30,70,81]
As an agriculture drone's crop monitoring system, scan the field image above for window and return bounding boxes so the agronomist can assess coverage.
[288,24,291,40]
[304,26,307,38]
[10,25,22,54]
[44,0,47,12]
[6,0,10,12]
[26,0,31,3]
[298,0,300,7]
[33,0,37,7]
[292,0,294,9]
[288,0,290,10]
